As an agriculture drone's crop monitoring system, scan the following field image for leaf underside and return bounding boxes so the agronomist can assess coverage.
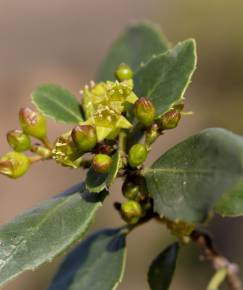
[148,243,179,290]
[32,84,83,123]
[0,183,107,287]
[47,228,127,290]
[97,22,169,82]
[144,128,243,223]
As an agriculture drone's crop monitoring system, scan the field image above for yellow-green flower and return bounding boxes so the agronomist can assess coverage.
[84,107,132,142]
[52,132,82,168]
[80,79,138,142]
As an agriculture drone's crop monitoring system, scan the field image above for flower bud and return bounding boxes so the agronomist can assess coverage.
[92,154,112,174]
[72,125,97,152]
[145,123,160,147]
[122,181,140,200]
[115,63,134,81]
[7,129,31,152]
[121,200,143,224]
[0,151,30,178]
[158,109,181,130]
[19,107,47,139]
[134,97,155,127]
[128,144,147,168]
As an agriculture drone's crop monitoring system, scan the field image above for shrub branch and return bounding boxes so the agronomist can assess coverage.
[191,230,242,290]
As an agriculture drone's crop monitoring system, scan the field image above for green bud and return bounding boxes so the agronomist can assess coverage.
[115,63,134,81]
[19,107,47,139]
[122,181,140,200]
[128,144,148,168]
[72,125,97,152]
[145,123,160,147]
[7,129,31,152]
[92,154,112,174]
[121,200,143,224]
[158,109,181,130]
[0,151,30,178]
[134,97,155,127]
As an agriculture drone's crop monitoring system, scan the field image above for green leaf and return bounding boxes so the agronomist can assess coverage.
[148,243,179,290]
[0,183,107,287]
[144,128,243,223]
[214,179,243,217]
[32,84,83,123]
[134,39,197,117]
[86,150,121,193]
[47,228,127,290]
[97,22,169,81]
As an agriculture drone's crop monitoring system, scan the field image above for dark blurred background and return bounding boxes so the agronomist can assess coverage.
[0,0,243,289]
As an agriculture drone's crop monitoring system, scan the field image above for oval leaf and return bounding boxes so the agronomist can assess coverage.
[97,22,169,81]
[214,179,243,217]
[134,39,197,117]
[144,128,243,223]
[32,84,83,123]
[148,243,179,290]
[86,150,121,193]
[0,183,107,287]
[47,228,127,290]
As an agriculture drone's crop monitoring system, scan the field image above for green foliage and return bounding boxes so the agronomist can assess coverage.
[214,179,243,216]
[47,228,127,290]
[32,84,83,123]
[0,183,107,287]
[97,22,169,81]
[1,21,243,290]
[134,39,196,117]
[148,243,179,290]
[144,128,243,223]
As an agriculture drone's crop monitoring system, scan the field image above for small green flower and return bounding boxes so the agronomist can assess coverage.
[84,107,132,142]
[7,129,32,152]
[19,107,47,139]
[128,144,148,168]
[0,151,30,178]
[52,132,82,168]
[81,80,138,142]
[115,63,134,81]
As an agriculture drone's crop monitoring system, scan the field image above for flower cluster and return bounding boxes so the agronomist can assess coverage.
[0,63,184,225]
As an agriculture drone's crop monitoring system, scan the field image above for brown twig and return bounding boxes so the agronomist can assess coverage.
[191,230,242,290]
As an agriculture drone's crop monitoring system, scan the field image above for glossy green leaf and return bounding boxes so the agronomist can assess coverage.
[0,183,107,287]
[214,179,243,217]
[86,150,121,193]
[134,39,197,117]
[97,22,169,81]
[32,84,83,123]
[144,128,243,223]
[148,243,179,290]
[48,228,127,290]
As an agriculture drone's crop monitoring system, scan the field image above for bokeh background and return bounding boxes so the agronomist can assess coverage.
[1,0,243,289]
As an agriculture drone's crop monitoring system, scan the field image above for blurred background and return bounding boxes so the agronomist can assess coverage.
[0,0,243,289]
